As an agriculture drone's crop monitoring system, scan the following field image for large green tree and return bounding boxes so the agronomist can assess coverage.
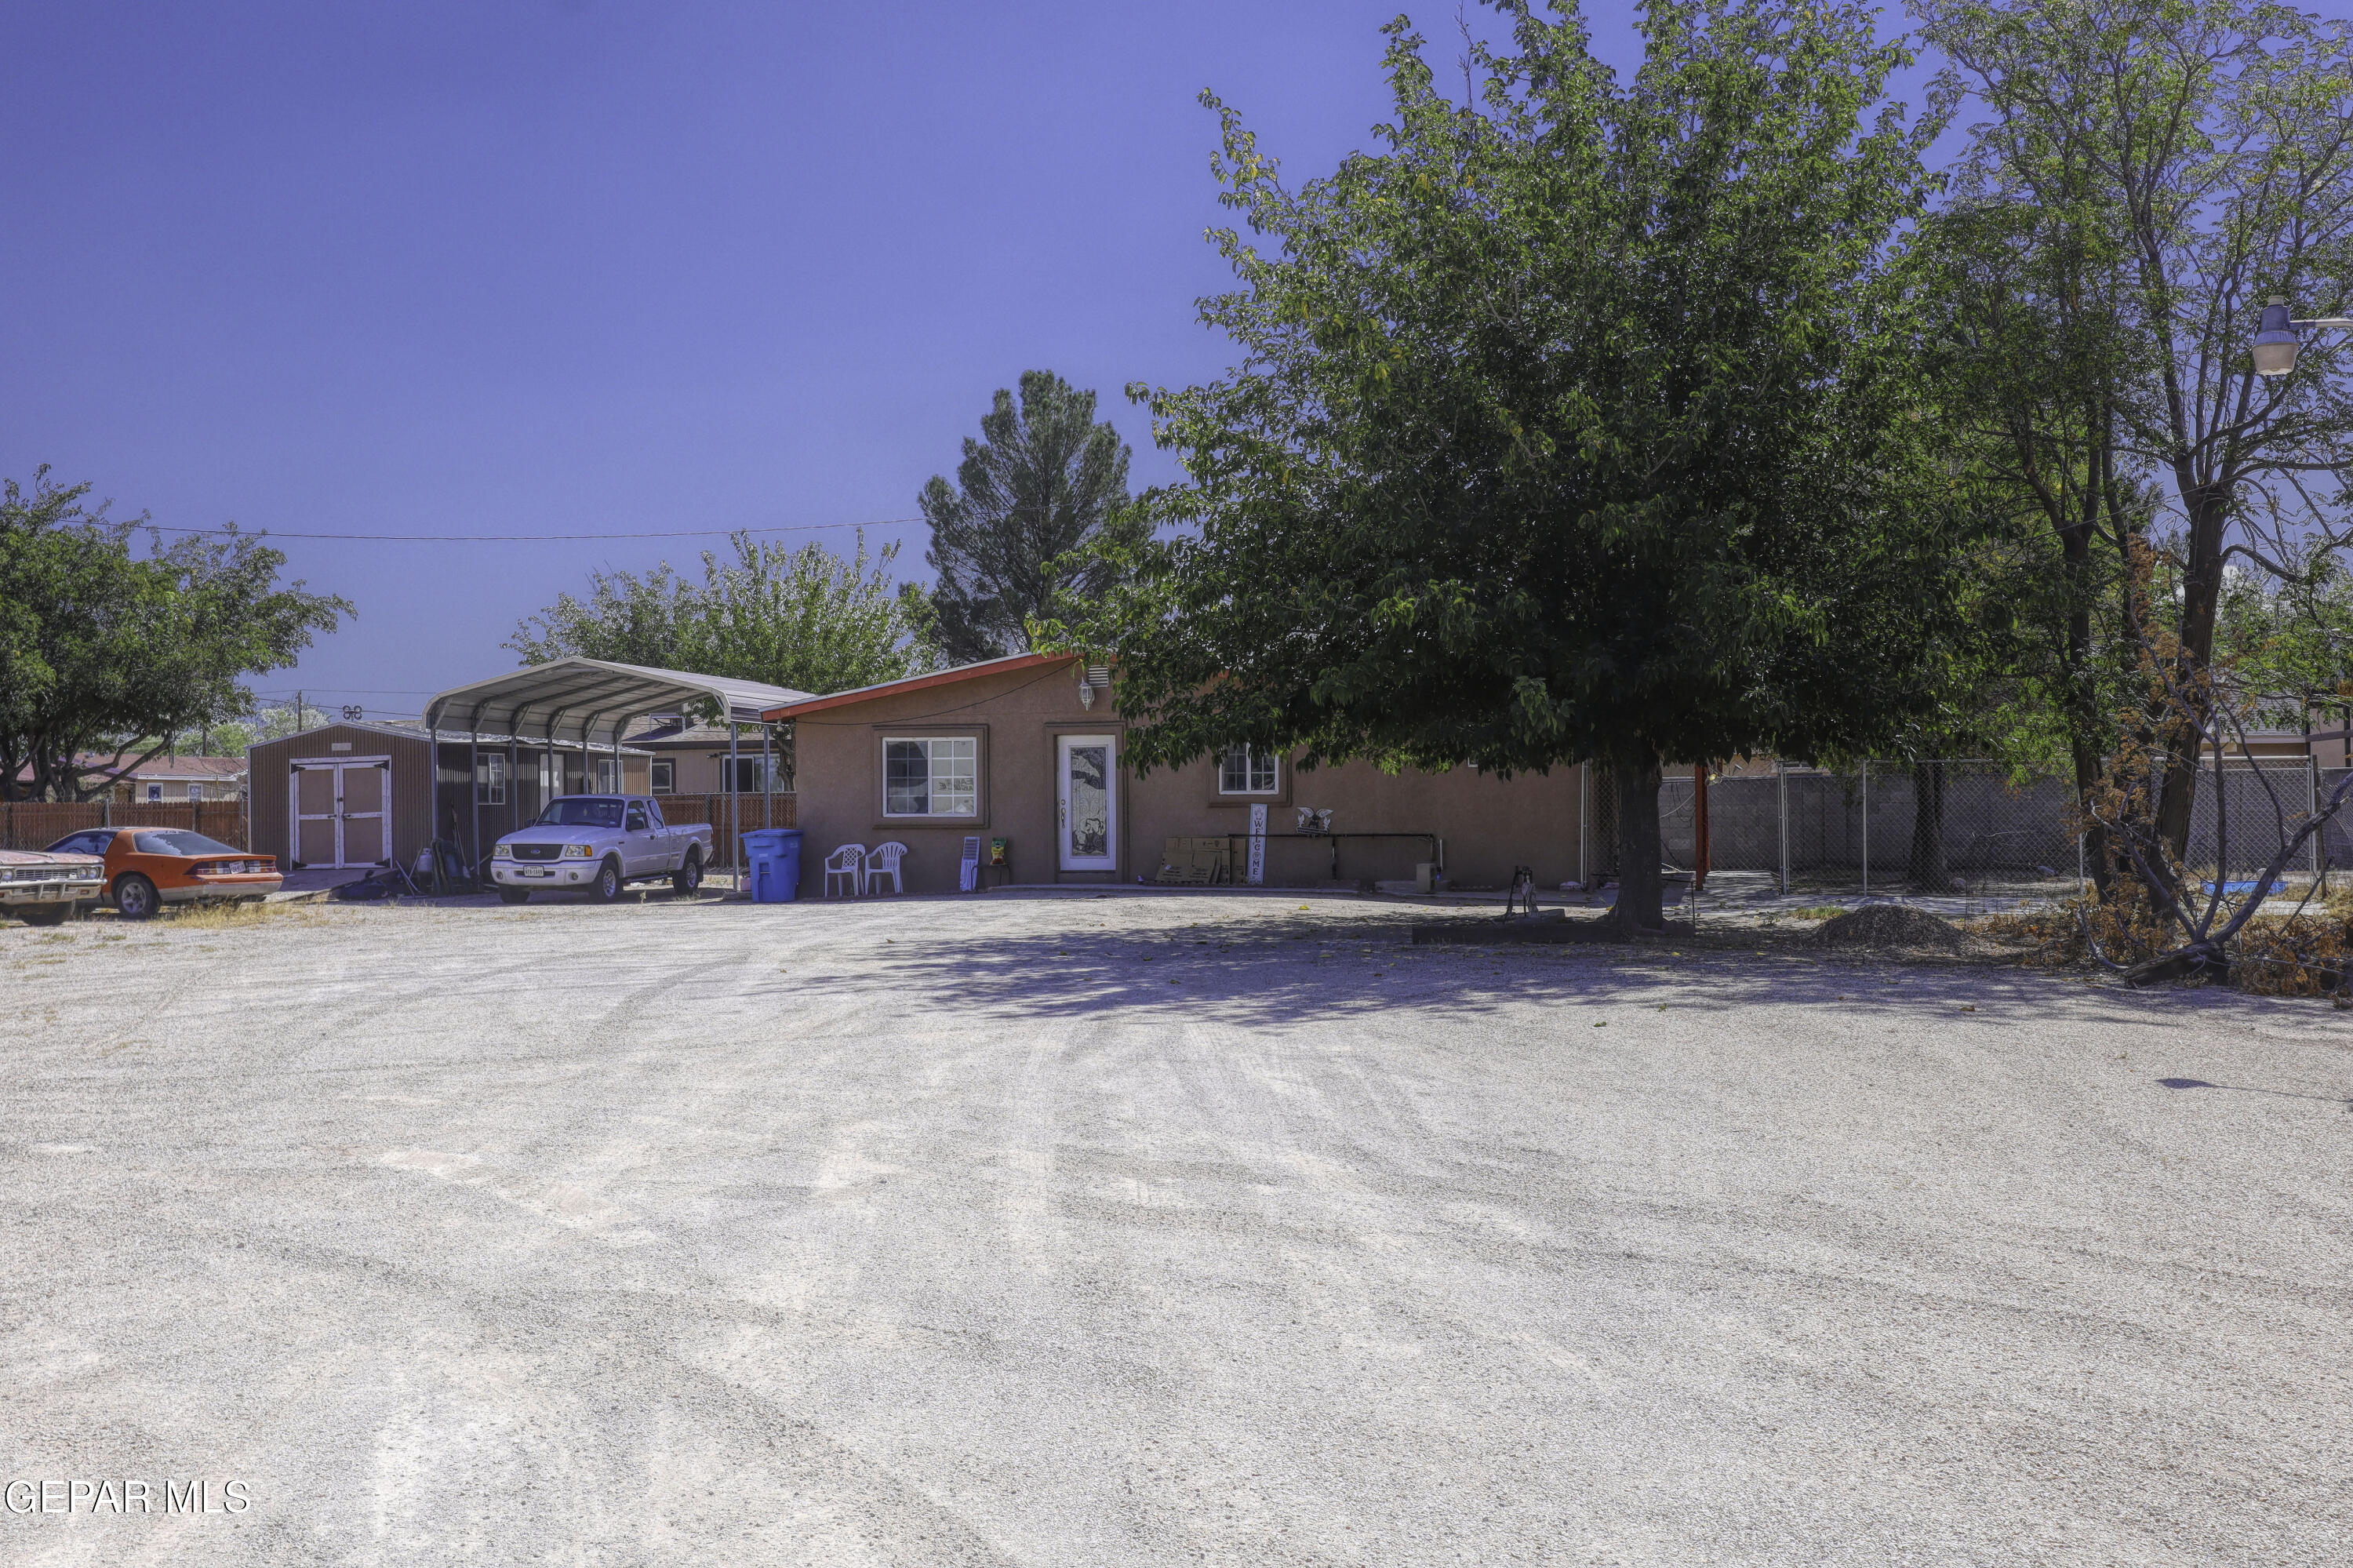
[1915,0,2353,876]
[0,469,350,801]
[507,529,930,697]
[919,370,1143,665]
[1068,0,1965,932]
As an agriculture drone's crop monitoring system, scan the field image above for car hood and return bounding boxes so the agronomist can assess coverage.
[496,824,617,846]
[1,848,104,868]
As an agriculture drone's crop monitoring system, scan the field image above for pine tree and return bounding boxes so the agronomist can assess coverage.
[919,371,1141,665]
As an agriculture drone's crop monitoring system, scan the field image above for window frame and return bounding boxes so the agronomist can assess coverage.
[475,751,507,806]
[876,731,985,823]
[1216,744,1281,797]
[649,759,675,795]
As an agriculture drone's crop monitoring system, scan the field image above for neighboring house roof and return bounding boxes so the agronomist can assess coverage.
[621,719,757,747]
[760,653,1070,722]
[13,753,247,786]
[424,659,813,745]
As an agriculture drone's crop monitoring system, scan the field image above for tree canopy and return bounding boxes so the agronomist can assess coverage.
[1066,0,1966,930]
[0,469,351,802]
[919,370,1144,665]
[507,530,931,697]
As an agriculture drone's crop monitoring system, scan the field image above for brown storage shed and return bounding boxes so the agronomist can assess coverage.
[248,721,436,872]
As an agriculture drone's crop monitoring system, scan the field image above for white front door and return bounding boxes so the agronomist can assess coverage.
[1057,734,1117,872]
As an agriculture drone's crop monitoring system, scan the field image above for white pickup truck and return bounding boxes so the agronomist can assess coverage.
[489,795,715,904]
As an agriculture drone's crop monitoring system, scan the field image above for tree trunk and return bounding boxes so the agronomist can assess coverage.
[1907,759,1949,890]
[2153,486,2228,868]
[1609,741,1664,936]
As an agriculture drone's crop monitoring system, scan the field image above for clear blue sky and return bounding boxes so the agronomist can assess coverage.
[6,2,1917,722]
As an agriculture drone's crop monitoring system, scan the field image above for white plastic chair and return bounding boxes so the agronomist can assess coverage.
[822,842,865,897]
[958,835,981,893]
[864,841,907,896]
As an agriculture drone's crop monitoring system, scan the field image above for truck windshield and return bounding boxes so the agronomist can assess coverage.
[535,798,624,828]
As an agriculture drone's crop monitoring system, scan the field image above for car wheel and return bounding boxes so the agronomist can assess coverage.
[499,888,530,904]
[16,905,69,927]
[671,852,704,897]
[592,859,623,902]
[113,874,160,921]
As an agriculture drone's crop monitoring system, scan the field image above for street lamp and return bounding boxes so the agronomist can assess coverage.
[2253,296,2353,377]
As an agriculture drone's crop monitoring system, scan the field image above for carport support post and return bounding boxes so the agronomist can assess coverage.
[1860,759,1869,897]
[763,722,774,832]
[469,737,482,882]
[728,720,740,882]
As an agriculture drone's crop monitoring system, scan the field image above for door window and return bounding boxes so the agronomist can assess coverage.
[1058,735,1116,870]
[625,806,648,832]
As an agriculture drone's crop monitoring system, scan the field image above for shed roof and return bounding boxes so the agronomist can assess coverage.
[424,659,812,748]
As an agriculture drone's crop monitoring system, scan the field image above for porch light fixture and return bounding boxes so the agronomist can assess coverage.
[2253,297,2353,377]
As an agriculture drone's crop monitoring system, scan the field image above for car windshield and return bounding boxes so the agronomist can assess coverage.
[535,797,624,828]
[134,830,242,857]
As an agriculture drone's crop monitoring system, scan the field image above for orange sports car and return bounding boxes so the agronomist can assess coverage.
[44,827,282,920]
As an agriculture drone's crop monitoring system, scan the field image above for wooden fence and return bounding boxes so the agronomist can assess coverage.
[1,799,252,853]
[656,793,795,868]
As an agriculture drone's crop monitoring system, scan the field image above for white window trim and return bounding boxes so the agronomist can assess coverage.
[882,736,980,819]
[476,751,507,806]
[1217,744,1281,796]
[649,759,675,795]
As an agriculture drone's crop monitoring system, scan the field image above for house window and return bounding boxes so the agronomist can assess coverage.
[884,737,977,817]
[146,783,163,803]
[186,783,204,802]
[476,752,507,806]
[649,759,675,795]
[1218,745,1278,795]
[594,758,621,793]
[729,757,777,793]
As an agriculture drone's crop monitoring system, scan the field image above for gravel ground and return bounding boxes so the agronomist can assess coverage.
[2,892,2348,1566]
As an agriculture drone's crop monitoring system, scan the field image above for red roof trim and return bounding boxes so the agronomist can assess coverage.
[759,653,1071,720]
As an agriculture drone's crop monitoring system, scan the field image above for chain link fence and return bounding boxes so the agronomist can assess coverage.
[1580,759,2350,922]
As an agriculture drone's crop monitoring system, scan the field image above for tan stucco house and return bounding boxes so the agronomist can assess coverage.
[763,653,1588,895]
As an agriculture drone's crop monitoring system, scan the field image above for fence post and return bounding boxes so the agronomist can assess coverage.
[1862,759,1873,895]
[2312,755,2322,878]
[1777,759,1789,897]
[1579,763,1590,893]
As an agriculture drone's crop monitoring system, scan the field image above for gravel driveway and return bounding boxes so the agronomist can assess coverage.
[2,893,2348,1566]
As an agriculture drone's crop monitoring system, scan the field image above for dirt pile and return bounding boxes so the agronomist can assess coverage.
[1809,903,1963,951]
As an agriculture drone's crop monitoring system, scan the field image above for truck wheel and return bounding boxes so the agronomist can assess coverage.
[671,852,704,897]
[113,874,160,921]
[592,859,624,903]
[16,905,70,927]
[499,889,531,905]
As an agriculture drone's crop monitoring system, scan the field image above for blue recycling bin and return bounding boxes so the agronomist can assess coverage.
[740,828,802,904]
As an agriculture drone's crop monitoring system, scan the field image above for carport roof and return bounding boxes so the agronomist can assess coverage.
[424,659,813,747]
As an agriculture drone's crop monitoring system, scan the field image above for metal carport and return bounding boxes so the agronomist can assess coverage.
[424,659,813,879]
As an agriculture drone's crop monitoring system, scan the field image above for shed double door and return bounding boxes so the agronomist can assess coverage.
[292,759,391,868]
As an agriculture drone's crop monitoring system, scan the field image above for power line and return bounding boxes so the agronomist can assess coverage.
[142,517,925,544]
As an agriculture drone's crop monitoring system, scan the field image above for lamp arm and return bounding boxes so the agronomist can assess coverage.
[2288,317,2353,328]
